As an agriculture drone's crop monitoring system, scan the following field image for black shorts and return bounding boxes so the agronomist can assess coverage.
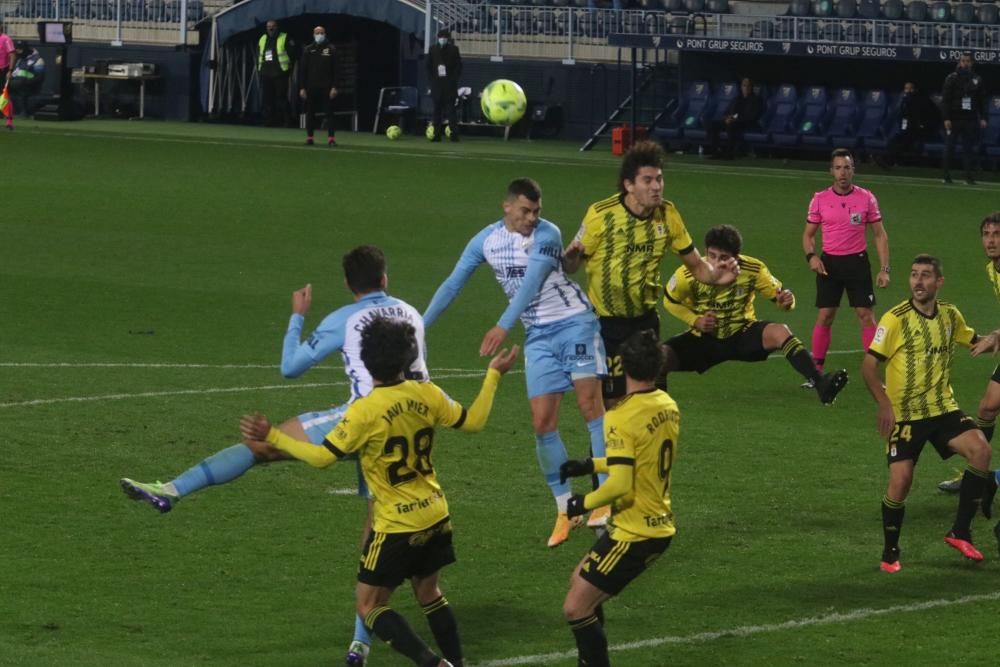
[357,517,456,588]
[578,532,671,596]
[816,251,875,309]
[665,321,771,374]
[599,310,661,399]
[885,411,979,465]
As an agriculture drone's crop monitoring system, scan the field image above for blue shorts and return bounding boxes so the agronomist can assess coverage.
[297,405,368,498]
[524,314,607,399]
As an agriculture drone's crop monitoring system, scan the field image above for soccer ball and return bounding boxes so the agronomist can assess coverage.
[425,124,452,140]
[386,125,402,140]
[480,79,527,126]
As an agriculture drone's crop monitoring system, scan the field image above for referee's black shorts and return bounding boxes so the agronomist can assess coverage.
[816,251,875,309]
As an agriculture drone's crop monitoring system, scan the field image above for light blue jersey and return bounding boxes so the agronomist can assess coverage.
[423,219,591,331]
[282,291,429,401]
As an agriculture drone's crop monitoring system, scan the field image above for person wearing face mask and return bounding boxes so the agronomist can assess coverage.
[876,82,938,169]
[299,26,337,147]
[257,19,293,127]
[426,28,462,143]
[941,52,987,185]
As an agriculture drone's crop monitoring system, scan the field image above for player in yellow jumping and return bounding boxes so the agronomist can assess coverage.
[240,317,519,667]
[662,224,848,404]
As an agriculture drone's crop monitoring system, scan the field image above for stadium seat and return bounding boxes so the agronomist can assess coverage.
[855,89,889,149]
[684,0,706,12]
[906,0,928,22]
[655,80,712,144]
[813,0,834,17]
[685,81,739,143]
[372,86,419,134]
[745,85,797,147]
[979,3,999,24]
[985,96,1000,160]
[827,89,860,147]
[706,0,729,13]
[882,0,904,20]
[788,0,812,17]
[776,86,827,146]
[954,3,976,23]
[858,0,880,19]
[835,0,857,18]
[930,1,952,22]
[661,0,685,11]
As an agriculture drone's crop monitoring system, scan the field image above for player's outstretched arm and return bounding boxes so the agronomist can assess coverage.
[239,414,337,467]
[566,459,632,519]
[682,248,738,285]
[971,330,1000,357]
[457,345,520,432]
[423,232,488,328]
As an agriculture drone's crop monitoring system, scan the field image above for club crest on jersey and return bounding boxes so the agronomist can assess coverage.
[850,212,862,225]
[655,223,666,237]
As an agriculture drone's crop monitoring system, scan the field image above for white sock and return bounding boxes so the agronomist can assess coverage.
[555,492,570,513]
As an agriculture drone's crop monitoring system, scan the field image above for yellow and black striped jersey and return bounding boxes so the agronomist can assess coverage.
[575,194,694,318]
[662,254,787,339]
[603,389,679,541]
[323,380,466,533]
[988,261,1000,302]
[868,299,976,421]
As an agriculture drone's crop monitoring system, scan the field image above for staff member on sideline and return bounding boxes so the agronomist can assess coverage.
[257,19,293,127]
[299,25,337,147]
[426,28,462,143]
[942,52,987,185]
[801,148,889,389]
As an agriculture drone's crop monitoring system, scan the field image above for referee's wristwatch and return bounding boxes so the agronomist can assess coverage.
[880,266,890,273]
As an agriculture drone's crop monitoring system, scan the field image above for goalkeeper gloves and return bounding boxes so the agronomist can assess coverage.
[566,494,587,519]
[559,458,595,484]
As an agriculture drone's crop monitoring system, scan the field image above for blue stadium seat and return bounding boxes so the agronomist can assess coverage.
[685,0,706,12]
[788,0,811,17]
[827,88,860,147]
[954,3,976,23]
[777,86,827,146]
[656,81,712,143]
[882,0,904,21]
[706,0,729,13]
[745,85,798,146]
[858,0,880,19]
[984,96,1000,160]
[813,0,835,17]
[835,0,857,18]
[906,0,928,22]
[930,1,952,22]
[661,0,685,11]
[979,3,999,25]
[856,89,889,149]
[686,81,739,143]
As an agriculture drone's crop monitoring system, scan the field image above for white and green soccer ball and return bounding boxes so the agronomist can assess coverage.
[480,79,527,126]
[386,125,402,140]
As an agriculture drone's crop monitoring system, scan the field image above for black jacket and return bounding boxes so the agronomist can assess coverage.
[300,41,336,90]
[426,42,462,91]
[725,93,762,127]
[899,92,938,133]
[942,68,986,122]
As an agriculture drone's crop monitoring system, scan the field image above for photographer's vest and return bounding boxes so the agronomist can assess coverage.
[258,33,290,72]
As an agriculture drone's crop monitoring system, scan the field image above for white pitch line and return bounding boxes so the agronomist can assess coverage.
[472,590,1000,667]
[0,362,483,372]
[0,370,505,409]
[326,487,360,496]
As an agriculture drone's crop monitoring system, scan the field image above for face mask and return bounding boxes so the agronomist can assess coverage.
[438,38,448,47]
[314,33,325,44]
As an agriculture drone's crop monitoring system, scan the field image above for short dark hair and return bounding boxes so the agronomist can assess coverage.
[506,177,542,203]
[912,253,943,277]
[437,27,451,38]
[342,245,386,294]
[980,212,1000,234]
[620,330,665,383]
[360,318,418,383]
[618,140,664,194]
[830,147,853,164]
[704,225,742,256]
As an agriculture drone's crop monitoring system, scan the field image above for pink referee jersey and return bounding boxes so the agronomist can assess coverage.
[806,185,882,256]
[0,34,14,70]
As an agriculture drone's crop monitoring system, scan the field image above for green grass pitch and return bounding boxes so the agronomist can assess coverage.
[2,121,999,666]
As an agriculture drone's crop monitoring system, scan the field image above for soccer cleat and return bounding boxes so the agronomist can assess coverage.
[937,471,963,495]
[816,369,849,405]
[344,640,369,666]
[328,137,337,147]
[120,478,178,513]
[982,476,998,520]
[587,505,611,529]
[547,512,583,548]
[305,136,314,146]
[879,547,901,573]
[800,378,815,390]
[944,532,984,561]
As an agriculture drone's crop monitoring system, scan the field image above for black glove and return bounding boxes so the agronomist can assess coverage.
[559,458,595,484]
[566,493,587,519]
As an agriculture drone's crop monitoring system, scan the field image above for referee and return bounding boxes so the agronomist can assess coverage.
[801,148,889,388]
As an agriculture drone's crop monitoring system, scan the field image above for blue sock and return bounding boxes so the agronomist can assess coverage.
[172,443,256,497]
[353,613,372,646]
[535,431,570,499]
[995,470,1000,486]
[586,416,608,486]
